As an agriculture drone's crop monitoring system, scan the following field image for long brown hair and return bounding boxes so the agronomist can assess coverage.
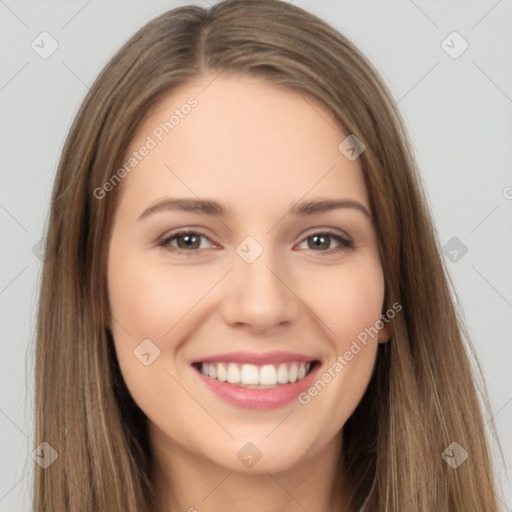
[34,0,501,510]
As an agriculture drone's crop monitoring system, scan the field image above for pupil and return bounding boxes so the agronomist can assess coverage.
[311,234,329,250]
[179,234,199,249]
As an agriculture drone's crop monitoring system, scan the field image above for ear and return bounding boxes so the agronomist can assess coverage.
[378,323,391,344]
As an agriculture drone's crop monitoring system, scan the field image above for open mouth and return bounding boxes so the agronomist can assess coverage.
[192,361,319,389]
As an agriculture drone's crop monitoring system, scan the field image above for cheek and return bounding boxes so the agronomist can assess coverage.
[108,252,212,352]
[106,248,227,418]
[106,251,205,428]
[303,256,385,345]
[295,258,384,418]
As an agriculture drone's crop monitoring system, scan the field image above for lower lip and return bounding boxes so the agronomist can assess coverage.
[193,363,319,409]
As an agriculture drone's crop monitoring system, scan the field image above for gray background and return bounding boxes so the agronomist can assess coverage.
[1,0,511,509]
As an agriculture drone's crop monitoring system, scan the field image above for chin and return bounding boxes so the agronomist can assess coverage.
[203,432,329,475]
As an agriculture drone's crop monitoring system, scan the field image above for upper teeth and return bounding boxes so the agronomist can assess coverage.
[200,362,311,387]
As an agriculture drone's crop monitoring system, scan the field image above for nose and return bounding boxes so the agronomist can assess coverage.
[220,246,300,334]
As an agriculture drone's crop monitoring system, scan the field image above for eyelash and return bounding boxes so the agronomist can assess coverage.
[157,229,353,256]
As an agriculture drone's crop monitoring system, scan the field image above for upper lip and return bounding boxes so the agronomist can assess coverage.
[190,351,318,366]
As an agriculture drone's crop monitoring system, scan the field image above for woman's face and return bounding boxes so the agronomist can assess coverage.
[107,74,389,474]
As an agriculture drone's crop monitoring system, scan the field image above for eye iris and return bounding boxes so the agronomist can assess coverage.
[178,234,200,249]
[309,234,330,250]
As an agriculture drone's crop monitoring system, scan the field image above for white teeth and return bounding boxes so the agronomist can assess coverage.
[227,363,240,383]
[259,364,277,385]
[240,364,259,385]
[277,363,288,384]
[288,363,298,383]
[198,361,312,387]
[217,363,228,382]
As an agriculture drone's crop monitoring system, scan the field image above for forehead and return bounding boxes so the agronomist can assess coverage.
[115,74,369,219]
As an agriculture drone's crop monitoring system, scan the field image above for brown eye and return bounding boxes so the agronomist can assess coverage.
[297,231,353,255]
[308,233,331,250]
[175,233,201,249]
[159,231,214,253]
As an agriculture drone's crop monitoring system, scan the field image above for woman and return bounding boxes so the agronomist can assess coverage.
[33,0,501,510]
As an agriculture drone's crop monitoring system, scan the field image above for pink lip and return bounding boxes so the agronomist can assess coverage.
[192,359,320,410]
[189,350,316,366]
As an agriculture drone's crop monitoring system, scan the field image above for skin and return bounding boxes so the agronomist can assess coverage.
[106,74,389,512]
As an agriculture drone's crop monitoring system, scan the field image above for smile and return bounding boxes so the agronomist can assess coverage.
[196,361,313,388]
[190,351,321,409]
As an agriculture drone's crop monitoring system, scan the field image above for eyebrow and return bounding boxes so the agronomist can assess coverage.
[137,197,370,221]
